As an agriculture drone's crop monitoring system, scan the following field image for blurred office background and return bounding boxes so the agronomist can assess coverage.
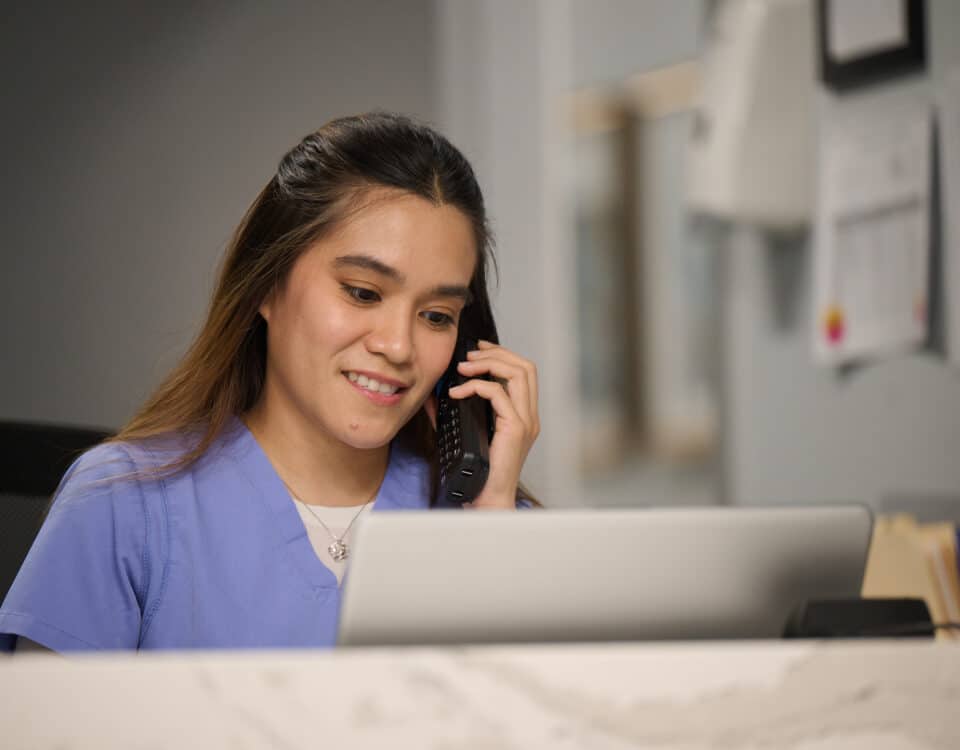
[2,0,959,514]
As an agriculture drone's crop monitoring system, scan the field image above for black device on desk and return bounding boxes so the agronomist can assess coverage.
[435,336,493,505]
[783,597,935,638]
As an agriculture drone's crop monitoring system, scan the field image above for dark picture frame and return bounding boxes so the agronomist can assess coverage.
[817,0,926,92]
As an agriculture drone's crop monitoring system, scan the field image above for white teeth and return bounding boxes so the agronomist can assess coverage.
[346,372,400,395]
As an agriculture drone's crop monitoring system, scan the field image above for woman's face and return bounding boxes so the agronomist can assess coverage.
[259,190,477,451]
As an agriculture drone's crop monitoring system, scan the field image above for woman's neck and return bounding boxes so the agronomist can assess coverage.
[243,397,389,508]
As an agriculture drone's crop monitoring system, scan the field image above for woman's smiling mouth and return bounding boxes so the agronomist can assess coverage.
[344,371,408,404]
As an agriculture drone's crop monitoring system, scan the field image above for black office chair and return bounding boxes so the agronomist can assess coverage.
[0,421,111,605]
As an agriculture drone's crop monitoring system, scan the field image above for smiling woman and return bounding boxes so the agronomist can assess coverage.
[0,112,541,653]
[248,192,475,461]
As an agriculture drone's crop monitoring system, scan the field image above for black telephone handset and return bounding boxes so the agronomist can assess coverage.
[436,336,493,505]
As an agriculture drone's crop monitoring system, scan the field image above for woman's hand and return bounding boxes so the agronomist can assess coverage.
[447,340,539,510]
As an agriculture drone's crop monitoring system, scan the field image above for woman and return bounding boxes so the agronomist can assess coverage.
[0,112,540,651]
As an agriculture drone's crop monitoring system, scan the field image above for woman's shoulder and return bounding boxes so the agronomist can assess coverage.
[52,442,158,513]
[47,430,220,550]
[37,442,165,564]
[68,437,175,480]
[58,428,210,502]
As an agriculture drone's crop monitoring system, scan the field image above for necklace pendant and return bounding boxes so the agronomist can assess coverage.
[328,540,349,562]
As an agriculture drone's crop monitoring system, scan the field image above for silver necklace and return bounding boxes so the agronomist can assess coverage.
[293,495,373,562]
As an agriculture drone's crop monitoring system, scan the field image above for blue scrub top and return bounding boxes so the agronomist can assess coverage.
[0,419,430,651]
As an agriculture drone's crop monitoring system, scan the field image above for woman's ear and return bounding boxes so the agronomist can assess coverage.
[259,286,276,323]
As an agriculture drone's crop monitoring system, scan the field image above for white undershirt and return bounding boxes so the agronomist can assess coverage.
[289,494,373,585]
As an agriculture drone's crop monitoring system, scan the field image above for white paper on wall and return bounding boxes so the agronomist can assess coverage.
[813,100,932,366]
[827,0,907,63]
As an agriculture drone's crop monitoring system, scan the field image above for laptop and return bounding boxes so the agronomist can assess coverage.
[337,505,872,646]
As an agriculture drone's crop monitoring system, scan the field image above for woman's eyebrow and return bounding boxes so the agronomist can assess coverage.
[333,253,472,302]
[333,254,403,282]
[431,284,471,303]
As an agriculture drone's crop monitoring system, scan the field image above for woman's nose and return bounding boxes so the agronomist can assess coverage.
[365,313,414,364]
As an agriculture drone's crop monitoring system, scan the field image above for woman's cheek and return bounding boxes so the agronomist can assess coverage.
[311,305,356,347]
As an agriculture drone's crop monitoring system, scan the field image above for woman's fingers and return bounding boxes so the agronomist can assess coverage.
[460,342,539,437]
[455,358,536,433]
[448,377,528,505]
[446,340,540,510]
[448,377,522,431]
[472,340,539,411]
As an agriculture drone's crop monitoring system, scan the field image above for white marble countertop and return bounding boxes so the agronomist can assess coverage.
[2,640,958,749]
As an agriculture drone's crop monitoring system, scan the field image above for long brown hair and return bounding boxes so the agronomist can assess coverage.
[110,112,532,505]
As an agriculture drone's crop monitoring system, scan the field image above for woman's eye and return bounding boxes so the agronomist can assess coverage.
[341,284,380,303]
[422,310,455,328]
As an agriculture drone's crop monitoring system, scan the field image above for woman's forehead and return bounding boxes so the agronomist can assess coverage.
[312,192,478,281]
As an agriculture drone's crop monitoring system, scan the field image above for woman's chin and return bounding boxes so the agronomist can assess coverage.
[336,422,401,452]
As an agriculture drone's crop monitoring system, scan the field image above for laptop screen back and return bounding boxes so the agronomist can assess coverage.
[338,505,872,646]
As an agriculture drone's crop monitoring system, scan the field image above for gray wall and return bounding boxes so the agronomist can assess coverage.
[572,0,703,88]
[1,1,434,429]
[723,0,960,509]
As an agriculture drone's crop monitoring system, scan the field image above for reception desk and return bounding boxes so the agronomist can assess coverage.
[2,640,957,748]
